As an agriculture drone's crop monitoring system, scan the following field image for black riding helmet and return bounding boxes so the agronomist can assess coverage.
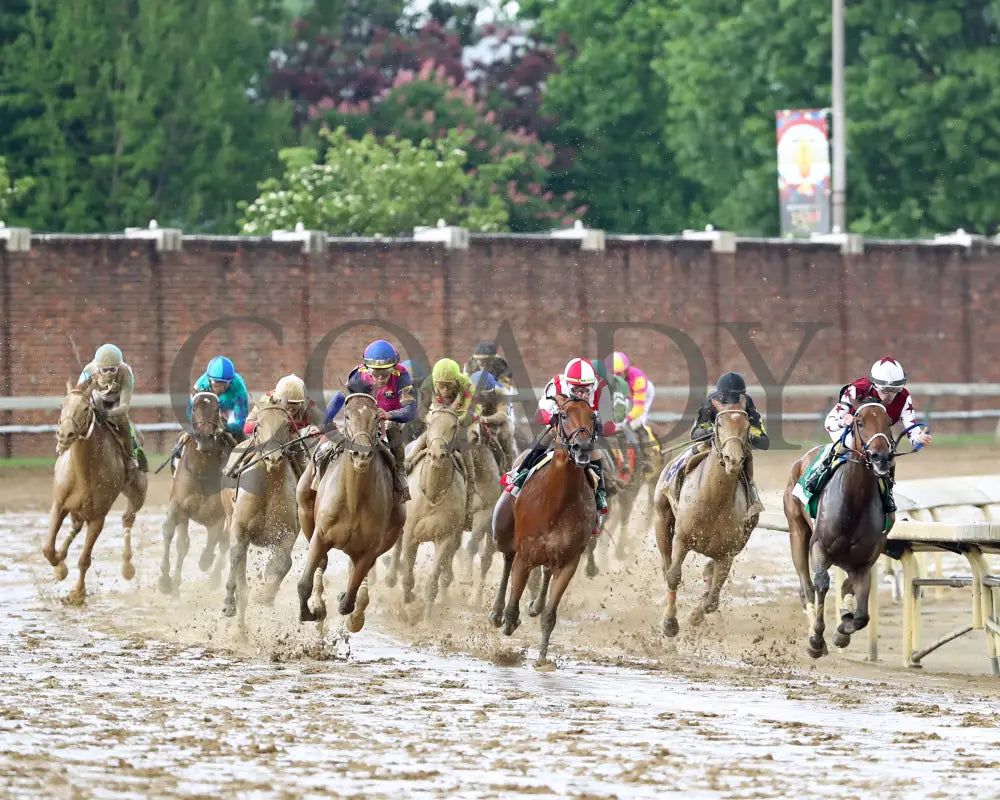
[473,342,499,358]
[716,371,747,404]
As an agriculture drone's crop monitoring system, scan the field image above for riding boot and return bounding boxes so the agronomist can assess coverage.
[387,425,411,503]
[804,445,836,495]
[742,463,764,519]
[461,444,477,528]
[589,458,609,516]
[498,426,515,473]
[503,429,553,495]
[223,440,252,478]
[882,465,897,515]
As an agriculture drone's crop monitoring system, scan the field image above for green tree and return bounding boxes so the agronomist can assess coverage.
[0,156,33,222]
[239,125,517,235]
[0,1,293,232]
[519,0,694,233]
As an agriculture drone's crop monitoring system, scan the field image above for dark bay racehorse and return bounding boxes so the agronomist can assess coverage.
[159,392,232,594]
[490,395,602,665]
[784,401,895,657]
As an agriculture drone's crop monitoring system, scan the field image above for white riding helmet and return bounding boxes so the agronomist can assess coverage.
[869,357,906,389]
[94,343,123,368]
[274,374,306,403]
[563,358,597,387]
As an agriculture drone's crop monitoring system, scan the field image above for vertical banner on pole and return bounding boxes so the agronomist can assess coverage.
[776,109,832,236]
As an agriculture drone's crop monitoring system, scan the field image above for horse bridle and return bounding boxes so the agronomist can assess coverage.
[846,401,895,469]
[252,403,298,460]
[712,408,750,463]
[555,396,597,454]
[420,407,462,505]
[343,393,381,455]
[426,407,461,453]
[190,392,226,450]
[57,391,96,445]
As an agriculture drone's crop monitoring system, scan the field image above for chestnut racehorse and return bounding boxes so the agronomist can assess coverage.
[784,401,895,657]
[490,395,605,665]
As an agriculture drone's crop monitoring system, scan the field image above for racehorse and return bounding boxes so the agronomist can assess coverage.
[652,399,756,636]
[462,414,503,604]
[490,395,603,665]
[221,403,300,627]
[784,401,895,657]
[43,385,147,604]
[296,391,404,632]
[386,407,466,620]
[159,392,232,594]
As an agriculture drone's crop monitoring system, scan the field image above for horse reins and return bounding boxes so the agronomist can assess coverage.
[845,401,895,470]
[419,407,461,506]
[555,396,597,452]
[712,408,750,462]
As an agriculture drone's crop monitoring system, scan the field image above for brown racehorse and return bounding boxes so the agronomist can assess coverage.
[784,401,895,658]
[653,401,756,637]
[490,395,604,665]
[221,404,300,627]
[159,392,231,594]
[44,386,147,604]
[296,391,404,632]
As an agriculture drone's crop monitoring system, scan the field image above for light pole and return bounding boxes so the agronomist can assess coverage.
[831,0,846,233]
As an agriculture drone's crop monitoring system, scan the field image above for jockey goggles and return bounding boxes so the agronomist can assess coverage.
[98,365,119,375]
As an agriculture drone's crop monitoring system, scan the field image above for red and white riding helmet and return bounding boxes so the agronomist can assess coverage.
[869,356,906,389]
[563,358,597,386]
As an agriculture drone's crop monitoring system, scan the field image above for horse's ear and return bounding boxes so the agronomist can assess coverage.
[711,397,724,411]
[65,379,73,394]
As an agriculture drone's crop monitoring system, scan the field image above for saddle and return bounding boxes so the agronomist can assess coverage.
[793,444,892,532]
[660,445,711,514]
[310,436,396,491]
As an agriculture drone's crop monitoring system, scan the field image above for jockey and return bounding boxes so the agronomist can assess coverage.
[400,359,429,442]
[224,373,322,479]
[322,339,416,502]
[464,342,513,389]
[76,343,146,475]
[806,356,932,512]
[469,369,515,472]
[188,356,249,440]
[591,358,629,429]
[690,372,769,514]
[501,358,617,514]
[607,351,658,452]
[408,358,477,518]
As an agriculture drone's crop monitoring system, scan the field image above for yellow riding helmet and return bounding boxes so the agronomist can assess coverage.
[274,374,306,403]
[94,343,123,368]
[432,358,461,383]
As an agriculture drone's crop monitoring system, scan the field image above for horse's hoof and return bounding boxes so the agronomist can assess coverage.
[585,561,599,579]
[346,610,365,633]
[299,605,317,623]
[121,562,136,581]
[807,638,828,658]
[662,618,679,638]
[502,615,520,636]
[534,659,557,672]
[221,602,236,618]
[198,549,214,572]
[832,631,851,649]
[53,562,68,582]
[527,602,543,618]
[488,610,503,628]
[158,574,173,594]
[253,590,276,608]
[402,589,415,605]
[66,588,86,606]
[337,592,355,616]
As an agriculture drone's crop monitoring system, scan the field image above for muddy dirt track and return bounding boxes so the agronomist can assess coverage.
[3,446,1000,799]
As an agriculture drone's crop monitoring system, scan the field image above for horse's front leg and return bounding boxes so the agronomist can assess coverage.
[159,506,179,593]
[537,557,582,666]
[528,567,551,617]
[840,568,874,638]
[68,517,105,605]
[296,530,328,623]
[339,552,377,617]
[44,504,70,580]
[489,552,514,627]
[222,524,248,619]
[502,552,531,636]
[661,536,690,638]
[807,540,831,658]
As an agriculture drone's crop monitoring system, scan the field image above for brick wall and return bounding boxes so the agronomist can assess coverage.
[2,233,997,456]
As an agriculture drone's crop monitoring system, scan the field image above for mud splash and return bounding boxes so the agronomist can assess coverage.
[3,501,1000,799]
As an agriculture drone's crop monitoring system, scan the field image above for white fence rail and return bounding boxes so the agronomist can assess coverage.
[1,383,999,436]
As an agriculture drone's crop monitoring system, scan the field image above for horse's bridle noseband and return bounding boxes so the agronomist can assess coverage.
[57,391,96,447]
[344,393,380,455]
[555,396,597,453]
[712,408,750,462]
[847,401,895,470]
